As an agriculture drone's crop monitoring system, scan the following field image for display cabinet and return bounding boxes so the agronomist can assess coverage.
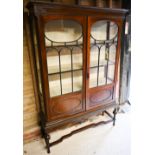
[27,1,128,153]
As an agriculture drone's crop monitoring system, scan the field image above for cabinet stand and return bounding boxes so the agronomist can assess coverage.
[40,108,117,153]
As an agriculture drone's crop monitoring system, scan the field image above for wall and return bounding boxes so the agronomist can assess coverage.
[23,15,41,143]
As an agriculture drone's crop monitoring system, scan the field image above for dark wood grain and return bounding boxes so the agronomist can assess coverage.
[49,92,84,119]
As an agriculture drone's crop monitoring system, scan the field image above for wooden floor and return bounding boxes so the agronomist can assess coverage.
[24,105,130,155]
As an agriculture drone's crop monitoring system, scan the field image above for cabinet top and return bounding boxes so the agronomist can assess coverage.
[27,1,128,17]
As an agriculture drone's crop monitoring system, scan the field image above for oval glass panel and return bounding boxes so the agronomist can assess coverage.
[91,20,118,40]
[45,20,82,43]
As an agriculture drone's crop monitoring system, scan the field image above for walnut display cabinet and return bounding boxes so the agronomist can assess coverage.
[27,1,128,153]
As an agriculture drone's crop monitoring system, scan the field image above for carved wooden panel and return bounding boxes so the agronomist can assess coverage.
[90,89,112,103]
[87,86,114,109]
[52,98,82,113]
[49,92,84,119]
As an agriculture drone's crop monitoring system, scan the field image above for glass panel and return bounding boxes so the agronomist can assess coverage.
[48,74,61,97]
[89,20,118,88]
[90,46,99,67]
[109,44,116,63]
[73,70,83,92]
[72,47,83,70]
[110,22,118,40]
[61,72,72,94]
[60,48,71,72]
[91,21,107,41]
[107,44,117,84]
[45,20,82,45]
[47,49,59,74]
[91,20,118,41]
[98,66,106,86]
[99,46,106,65]
[90,68,97,88]
[107,65,115,84]
[44,20,83,97]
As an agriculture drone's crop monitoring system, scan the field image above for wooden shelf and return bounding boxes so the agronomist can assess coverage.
[48,67,113,97]
[47,51,115,74]
[49,70,82,97]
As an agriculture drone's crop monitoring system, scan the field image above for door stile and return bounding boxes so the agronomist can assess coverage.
[36,15,51,121]
[82,16,87,112]
[86,16,91,110]
[38,15,87,120]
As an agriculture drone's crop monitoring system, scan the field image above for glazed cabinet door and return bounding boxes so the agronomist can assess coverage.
[37,16,87,120]
[86,17,122,110]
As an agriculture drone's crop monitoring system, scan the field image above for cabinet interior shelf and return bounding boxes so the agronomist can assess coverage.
[48,62,115,76]
[48,66,114,97]
[48,73,113,97]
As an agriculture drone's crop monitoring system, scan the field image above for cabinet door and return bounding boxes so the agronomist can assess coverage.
[38,16,86,120]
[86,17,121,110]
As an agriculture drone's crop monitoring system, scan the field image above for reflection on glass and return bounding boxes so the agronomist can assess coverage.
[48,74,61,97]
[91,21,118,41]
[98,66,106,86]
[60,48,71,72]
[110,22,118,40]
[109,45,116,62]
[89,20,118,88]
[90,68,97,88]
[90,46,99,67]
[62,72,72,94]
[73,70,83,92]
[44,20,83,97]
[72,47,83,70]
[45,20,82,46]
[47,49,59,74]
[107,65,115,84]
[99,46,106,65]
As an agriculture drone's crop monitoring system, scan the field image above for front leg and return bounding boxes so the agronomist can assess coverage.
[40,121,51,153]
[113,108,117,126]
[45,133,51,153]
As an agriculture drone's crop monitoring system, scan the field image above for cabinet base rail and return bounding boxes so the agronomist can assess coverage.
[40,108,117,153]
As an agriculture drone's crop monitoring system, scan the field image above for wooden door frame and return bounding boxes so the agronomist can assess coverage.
[37,15,87,121]
[86,15,123,110]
